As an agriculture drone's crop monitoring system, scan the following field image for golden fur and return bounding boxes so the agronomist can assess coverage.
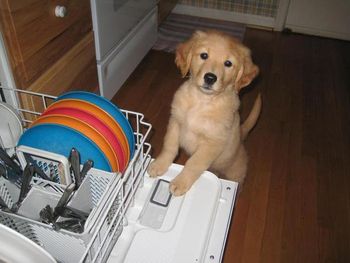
[147,30,262,196]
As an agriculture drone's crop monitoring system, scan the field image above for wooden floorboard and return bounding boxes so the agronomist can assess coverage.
[112,28,350,263]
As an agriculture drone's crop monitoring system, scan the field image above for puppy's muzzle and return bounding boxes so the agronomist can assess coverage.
[204,72,217,86]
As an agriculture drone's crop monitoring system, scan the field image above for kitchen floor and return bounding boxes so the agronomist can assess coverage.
[112,28,350,263]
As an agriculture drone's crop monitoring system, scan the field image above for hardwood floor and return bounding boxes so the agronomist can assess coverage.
[112,28,350,263]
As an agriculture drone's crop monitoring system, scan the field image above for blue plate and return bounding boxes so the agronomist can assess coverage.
[18,124,112,171]
[57,91,135,158]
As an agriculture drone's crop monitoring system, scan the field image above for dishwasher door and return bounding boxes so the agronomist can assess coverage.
[107,163,237,263]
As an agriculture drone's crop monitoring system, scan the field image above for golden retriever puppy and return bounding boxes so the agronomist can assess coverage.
[148,30,262,196]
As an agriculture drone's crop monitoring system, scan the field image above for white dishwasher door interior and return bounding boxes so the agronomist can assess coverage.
[90,0,158,99]
[108,163,237,263]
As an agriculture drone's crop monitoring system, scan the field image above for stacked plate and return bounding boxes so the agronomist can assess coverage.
[0,102,23,152]
[17,91,135,173]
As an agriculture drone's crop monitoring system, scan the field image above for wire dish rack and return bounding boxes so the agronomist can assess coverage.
[0,87,152,263]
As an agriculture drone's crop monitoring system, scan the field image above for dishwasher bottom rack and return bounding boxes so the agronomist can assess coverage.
[0,87,152,262]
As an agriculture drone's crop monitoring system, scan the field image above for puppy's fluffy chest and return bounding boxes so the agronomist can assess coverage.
[171,82,239,153]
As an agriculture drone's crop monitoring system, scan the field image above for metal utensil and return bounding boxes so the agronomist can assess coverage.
[0,160,21,188]
[0,147,22,175]
[80,159,93,181]
[59,206,89,220]
[39,205,55,224]
[55,218,85,233]
[11,163,34,212]
[39,202,87,234]
[69,148,81,189]
[53,183,75,218]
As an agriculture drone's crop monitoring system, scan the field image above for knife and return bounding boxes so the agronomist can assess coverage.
[80,159,93,181]
[53,182,76,218]
[11,163,34,212]
[69,148,81,189]
[0,147,22,175]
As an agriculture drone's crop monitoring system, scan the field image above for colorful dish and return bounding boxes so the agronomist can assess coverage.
[32,114,119,172]
[17,124,111,171]
[46,99,129,163]
[56,91,135,159]
[42,107,126,171]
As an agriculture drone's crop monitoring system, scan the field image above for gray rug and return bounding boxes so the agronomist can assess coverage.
[153,13,246,53]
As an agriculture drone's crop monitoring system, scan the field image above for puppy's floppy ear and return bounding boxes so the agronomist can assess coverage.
[235,47,259,91]
[175,31,205,77]
[175,38,194,77]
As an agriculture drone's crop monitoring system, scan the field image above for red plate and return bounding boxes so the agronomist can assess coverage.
[32,114,119,172]
[46,99,130,166]
[42,107,126,171]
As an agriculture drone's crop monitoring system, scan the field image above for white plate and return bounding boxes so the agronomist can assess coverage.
[0,102,23,149]
[0,224,56,263]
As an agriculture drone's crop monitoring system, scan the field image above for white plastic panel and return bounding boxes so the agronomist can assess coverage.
[285,0,350,41]
[96,7,157,99]
[90,0,157,61]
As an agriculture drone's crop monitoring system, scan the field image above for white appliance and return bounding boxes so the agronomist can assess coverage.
[90,0,158,99]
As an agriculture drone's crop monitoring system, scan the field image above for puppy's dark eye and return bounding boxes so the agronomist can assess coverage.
[224,60,233,67]
[200,53,208,60]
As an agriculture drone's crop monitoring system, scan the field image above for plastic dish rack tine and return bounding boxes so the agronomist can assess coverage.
[16,145,71,185]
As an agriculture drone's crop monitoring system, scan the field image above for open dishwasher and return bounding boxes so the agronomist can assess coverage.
[0,87,237,263]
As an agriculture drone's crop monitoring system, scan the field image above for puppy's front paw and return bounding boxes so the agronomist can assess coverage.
[147,159,169,178]
[169,177,191,196]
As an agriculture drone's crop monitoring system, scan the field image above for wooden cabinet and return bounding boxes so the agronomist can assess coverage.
[0,0,98,96]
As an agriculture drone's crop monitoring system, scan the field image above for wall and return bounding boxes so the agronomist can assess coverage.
[178,0,279,18]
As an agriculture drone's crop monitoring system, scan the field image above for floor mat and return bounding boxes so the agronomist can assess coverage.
[153,13,246,53]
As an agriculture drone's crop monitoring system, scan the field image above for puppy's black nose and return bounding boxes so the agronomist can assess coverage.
[204,72,217,85]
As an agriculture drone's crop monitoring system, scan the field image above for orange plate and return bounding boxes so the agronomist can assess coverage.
[46,99,130,164]
[42,107,126,171]
[32,114,119,172]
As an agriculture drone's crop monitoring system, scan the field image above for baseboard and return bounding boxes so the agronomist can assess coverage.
[285,24,350,41]
[173,4,275,28]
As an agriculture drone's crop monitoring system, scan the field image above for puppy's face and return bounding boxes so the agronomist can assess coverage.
[175,30,259,95]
